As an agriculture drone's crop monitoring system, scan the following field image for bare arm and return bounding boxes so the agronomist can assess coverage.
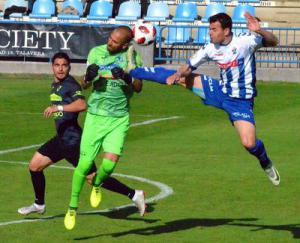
[245,12,278,47]
[43,99,86,118]
[256,29,278,47]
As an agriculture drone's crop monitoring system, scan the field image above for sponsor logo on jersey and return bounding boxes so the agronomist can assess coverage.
[218,59,238,69]
[53,111,64,118]
[208,77,214,92]
[73,91,82,97]
[50,93,62,102]
[107,80,123,87]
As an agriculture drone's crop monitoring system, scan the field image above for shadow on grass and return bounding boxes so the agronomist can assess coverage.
[74,217,258,240]
[229,222,300,239]
[24,203,158,223]
[80,203,159,223]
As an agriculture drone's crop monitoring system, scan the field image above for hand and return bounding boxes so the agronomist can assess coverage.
[85,64,99,82]
[111,66,133,85]
[244,12,261,33]
[111,66,125,79]
[166,72,181,85]
[43,106,58,118]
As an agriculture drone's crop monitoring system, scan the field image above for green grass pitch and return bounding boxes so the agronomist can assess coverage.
[1,73,300,242]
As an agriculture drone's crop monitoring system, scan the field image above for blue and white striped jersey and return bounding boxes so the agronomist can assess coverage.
[189,33,263,99]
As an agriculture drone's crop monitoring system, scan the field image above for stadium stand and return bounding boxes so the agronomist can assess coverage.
[144,2,169,22]
[165,26,191,44]
[193,27,209,44]
[210,0,232,3]
[154,25,162,42]
[0,0,27,18]
[29,0,55,19]
[238,0,260,3]
[0,0,299,73]
[86,0,112,21]
[172,2,198,22]
[181,0,205,3]
[115,1,141,21]
[232,4,255,23]
[57,0,83,20]
[201,3,227,22]
[232,27,249,36]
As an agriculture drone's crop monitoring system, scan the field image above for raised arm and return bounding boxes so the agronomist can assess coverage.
[245,12,278,47]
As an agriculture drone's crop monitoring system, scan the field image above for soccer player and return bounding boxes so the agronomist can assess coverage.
[130,12,280,186]
[18,52,145,216]
[64,26,144,230]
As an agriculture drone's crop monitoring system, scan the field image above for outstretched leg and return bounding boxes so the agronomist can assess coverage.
[130,67,205,98]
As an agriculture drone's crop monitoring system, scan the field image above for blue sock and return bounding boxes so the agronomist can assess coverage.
[129,67,176,84]
[247,139,272,169]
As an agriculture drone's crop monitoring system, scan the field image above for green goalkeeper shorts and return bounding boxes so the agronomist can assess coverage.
[79,112,130,162]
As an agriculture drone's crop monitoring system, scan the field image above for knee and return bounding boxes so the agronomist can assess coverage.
[29,161,42,172]
[240,137,256,150]
[104,153,119,162]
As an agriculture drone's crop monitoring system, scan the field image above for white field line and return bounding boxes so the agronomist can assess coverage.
[130,116,180,127]
[0,160,174,227]
[0,144,43,155]
[0,116,182,155]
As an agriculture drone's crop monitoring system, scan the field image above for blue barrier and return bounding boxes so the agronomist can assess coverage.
[0,20,299,68]
[155,25,300,68]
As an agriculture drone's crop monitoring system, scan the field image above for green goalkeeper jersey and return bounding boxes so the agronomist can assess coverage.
[87,44,142,117]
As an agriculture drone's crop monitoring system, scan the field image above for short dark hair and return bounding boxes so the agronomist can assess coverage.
[51,52,70,65]
[209,13,232,32]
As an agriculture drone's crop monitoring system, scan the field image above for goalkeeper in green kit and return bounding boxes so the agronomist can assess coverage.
[64,26,143,230]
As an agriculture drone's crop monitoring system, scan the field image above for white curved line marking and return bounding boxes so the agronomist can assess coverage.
[0,160,173,227]
[0,116,181,155]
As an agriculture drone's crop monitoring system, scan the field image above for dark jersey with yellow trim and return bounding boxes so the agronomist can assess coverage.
[50,75,85,146]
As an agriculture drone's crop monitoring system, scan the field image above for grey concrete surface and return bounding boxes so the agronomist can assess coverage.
[0,61,298,82]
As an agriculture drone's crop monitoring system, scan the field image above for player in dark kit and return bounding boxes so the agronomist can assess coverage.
[18,52,145,216]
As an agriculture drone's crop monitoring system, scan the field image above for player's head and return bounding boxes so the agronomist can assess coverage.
[107,26,134,54]
[209,13,232,44]
[51,52,71,82]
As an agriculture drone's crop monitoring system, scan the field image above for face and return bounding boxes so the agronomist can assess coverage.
[52,58,70,82]
[209,21,229,44]
[107,30,128,54]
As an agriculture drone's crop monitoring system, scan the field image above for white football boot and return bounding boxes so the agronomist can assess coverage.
[264,165,280,186]
[132,190,146,216]
[18,203,46,215]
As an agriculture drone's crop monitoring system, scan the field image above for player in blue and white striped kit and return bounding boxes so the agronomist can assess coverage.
[130,12,280,185]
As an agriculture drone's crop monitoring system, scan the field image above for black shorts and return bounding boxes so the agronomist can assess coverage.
[38,136,97,174]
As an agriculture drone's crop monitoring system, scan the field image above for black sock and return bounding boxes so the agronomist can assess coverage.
[101,177,135,199]
[30,170,45,205]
